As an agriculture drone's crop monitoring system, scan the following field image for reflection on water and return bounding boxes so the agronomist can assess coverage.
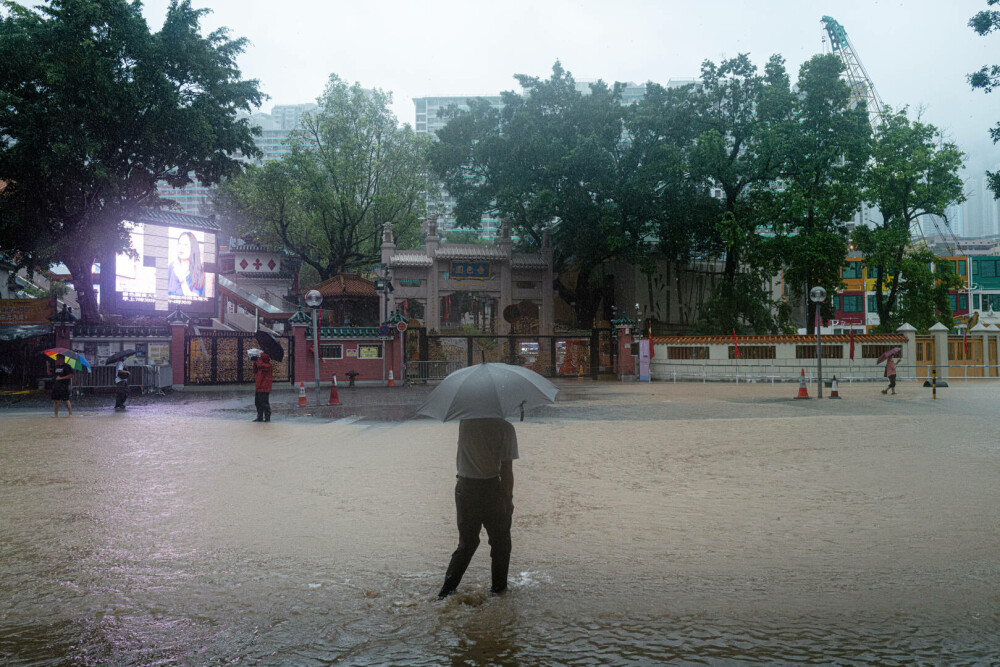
[2,408,999,665]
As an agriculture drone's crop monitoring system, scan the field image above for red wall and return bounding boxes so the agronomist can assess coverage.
[291,325,402,384]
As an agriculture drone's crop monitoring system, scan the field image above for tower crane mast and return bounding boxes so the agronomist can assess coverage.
[821,16,963,255]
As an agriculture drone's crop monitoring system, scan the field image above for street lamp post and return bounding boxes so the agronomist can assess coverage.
[304,289,323,406]
[810,286,827,398]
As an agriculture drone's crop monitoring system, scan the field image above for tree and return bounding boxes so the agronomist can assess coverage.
[969,0,1000,196]
[218,75,429,280]
[894,249,964,332]
[0,0,263,321]
[854,107,965,330]
[768,53,871,333]
[430,62,652,328]
[687,54,795,333]
[441,229,487,245]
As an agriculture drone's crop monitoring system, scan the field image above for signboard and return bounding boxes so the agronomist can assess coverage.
[347,348,357,358]
[396,320,407,332]
[112,221,217,315]
[378,325,391,337]
[449,261,492,280]
[358,344,382,359]
[0,299,54,325]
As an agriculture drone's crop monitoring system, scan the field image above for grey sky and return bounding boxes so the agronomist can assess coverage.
[128,1,1000,180]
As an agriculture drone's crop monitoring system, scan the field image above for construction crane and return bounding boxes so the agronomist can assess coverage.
[821,16,963,255]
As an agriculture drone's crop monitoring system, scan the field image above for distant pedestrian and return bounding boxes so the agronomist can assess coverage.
[438,417,518,599]
[51,354,73,417]
[253,352,272,422]
[881,354,898,395]
[114,360,131,410]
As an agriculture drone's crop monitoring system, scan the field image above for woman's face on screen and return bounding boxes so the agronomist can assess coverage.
[177,234,192,261]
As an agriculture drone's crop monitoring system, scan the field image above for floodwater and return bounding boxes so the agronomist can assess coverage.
[2,382,999,665]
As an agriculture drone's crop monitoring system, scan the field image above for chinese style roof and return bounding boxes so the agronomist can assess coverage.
[435,245,507,260]
[306,273,377,298]
[511,253,547,268]
[389,251,433,267]
[288,306,312,325]
[305,327,383,339]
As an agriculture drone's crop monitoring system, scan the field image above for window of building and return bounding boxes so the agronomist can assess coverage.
[320,344,343,359]
[667,346,710,360]
[729,346,775,359]
[974,294,981,309]
[842,262,863,279]
[796,345,844,359]
[947,294,967,311]
[358,344,382,359]
[978,259,999,278]
[840,295,863,313]
[862,344,899,359]
[867,295,877,313]
[955,259,967,276]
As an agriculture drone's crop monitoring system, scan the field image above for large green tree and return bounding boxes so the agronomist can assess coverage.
[688,54,794,333]
[853,107,965,330]
[430,62,652,328]
[767,53,871,333]
[218,75,429,281]
[968,0,1000,196]
[0,0,263,321]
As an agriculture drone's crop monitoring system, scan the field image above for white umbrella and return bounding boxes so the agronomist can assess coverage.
[417,363,559,422]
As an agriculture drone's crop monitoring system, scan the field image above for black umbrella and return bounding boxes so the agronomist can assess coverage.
[105,349,137,364]
[254,330,284,362]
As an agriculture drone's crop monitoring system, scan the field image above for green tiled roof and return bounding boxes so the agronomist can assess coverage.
[306,327,383,339]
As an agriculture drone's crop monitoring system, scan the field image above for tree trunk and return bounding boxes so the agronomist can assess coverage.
[65,253,100,323]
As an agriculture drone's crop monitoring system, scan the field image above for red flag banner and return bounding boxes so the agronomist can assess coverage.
[732,329,740,358]
[849,328,855,361]
[648,320,655,358]
[964,326,969,356]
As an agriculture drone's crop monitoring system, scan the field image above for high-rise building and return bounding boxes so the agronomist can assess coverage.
[156,103,319,213]
[413,96,504,241]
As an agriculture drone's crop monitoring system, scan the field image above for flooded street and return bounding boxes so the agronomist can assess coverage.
[2,381,999,665]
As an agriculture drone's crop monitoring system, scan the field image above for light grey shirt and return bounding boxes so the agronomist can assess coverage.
[456,418,519,479]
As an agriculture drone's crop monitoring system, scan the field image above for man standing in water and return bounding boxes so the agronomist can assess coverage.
[438,417,518,599]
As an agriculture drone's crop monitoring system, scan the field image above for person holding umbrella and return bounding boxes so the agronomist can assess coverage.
[417,363,559,599]
[51,354,73,417]
[252,352,272,422]
[107,349,136,411]
[877,346,902,395]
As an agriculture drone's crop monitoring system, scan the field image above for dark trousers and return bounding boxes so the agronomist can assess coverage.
[255,392,271,420]
[442,476,512,595]
[114,381,128,408]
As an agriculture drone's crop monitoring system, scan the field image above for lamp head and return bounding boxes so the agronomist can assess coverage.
[304,290,323,308]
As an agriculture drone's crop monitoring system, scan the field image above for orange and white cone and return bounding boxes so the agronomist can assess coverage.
[298,381,307,406]
[829,375,841,399]
[329,375,340,405]
[795,368,810,399]
[387,370,395,387]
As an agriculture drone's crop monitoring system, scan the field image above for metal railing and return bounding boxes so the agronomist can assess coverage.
[71,365,170,393]
[404,360,464,382]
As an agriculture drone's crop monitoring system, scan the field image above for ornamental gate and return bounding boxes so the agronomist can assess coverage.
[403,327,614,381]
[184,330,293,385]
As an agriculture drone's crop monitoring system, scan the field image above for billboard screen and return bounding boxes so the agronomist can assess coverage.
[113,222,217,315]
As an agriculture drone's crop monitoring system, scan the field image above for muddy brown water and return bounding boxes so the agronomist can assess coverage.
[2,381,998,665]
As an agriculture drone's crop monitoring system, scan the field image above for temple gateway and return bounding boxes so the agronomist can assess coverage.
[381,216,554,335]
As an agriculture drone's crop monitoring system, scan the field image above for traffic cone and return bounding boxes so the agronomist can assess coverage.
[795,368,810,399]
[829,375,841,399]
[329,375,340,405]
[387,370,395,387]
[297,381,307,406]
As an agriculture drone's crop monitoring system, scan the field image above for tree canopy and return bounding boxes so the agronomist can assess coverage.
[853,107,965,331]
[0,0,263,321]
[217,75,429,281]
[968,0,1000,196]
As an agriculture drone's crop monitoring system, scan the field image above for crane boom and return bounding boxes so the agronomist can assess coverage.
[821,16,886,132]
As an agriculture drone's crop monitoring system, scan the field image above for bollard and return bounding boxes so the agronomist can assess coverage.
[932,369,937,400]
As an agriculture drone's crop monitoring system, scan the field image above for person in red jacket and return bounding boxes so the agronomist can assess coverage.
[253,352,273,422]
